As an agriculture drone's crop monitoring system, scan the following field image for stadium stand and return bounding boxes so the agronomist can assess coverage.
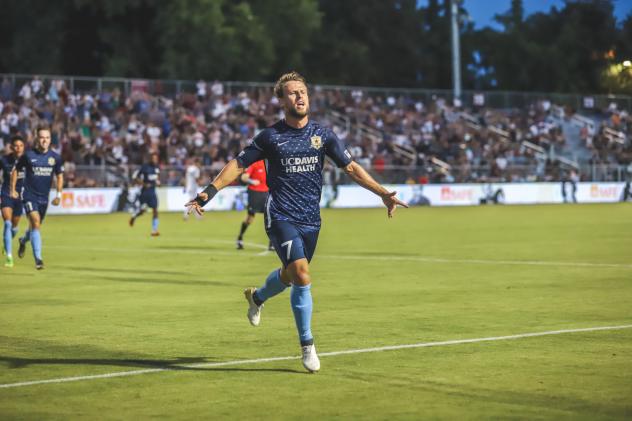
[0,75,630,187]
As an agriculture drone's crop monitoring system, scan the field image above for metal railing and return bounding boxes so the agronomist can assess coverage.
[65,163,631,188]
[2,73,631,111]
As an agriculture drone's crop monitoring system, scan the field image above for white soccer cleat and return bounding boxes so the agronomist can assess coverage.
[244,287,262,326]
[301,344,320,373]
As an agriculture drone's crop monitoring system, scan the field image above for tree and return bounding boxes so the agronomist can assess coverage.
[249,0,322,78]
[0,0,68,74]
[0,0,628,94]
[475,0,618,93]
[306,0,426,87]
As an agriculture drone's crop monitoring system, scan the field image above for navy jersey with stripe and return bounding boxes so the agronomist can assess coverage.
[1,154,25,195]
[134,164,160,192]
[15,149,64,198]
[236,119,352,228]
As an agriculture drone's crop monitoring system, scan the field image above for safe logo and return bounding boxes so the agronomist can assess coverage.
[589,184,618,199]
[61,192,106,208]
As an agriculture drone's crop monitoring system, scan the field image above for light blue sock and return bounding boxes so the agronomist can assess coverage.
[152,217,159,232]
[3,220,12,256]
[12,226,19,238]
[290,284,314,345]
[254,269,288,303]
[31,229,42,260]
[22,229,31,244]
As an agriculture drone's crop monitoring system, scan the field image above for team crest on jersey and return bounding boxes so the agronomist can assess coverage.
[48,157,55,166]
[310,135,322,150]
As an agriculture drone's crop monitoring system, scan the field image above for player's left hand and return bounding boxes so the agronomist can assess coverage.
[185,192,208,216]
[51,197,61,206]
[381,191,408,218]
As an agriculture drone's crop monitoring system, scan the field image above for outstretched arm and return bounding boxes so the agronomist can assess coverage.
[51,173,64,206]
[343,161,408,218]
[9,169,18,199]
[185,159,245,215]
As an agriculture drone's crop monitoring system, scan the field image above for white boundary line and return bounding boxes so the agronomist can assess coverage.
[319,254,632,269]
[1,324,631,389]
[53,244,632,270]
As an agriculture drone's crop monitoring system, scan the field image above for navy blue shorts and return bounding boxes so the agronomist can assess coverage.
[22,193,49,222]
[1,193,24,217]
[247,190,267,215]
[266,220,320,267]
[139,190,158,209]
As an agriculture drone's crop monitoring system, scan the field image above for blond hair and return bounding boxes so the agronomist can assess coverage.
[274,71,308,99]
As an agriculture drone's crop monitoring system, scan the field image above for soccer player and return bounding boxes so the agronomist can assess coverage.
[183,158,201,221]
[129,153,161,236]
[186,71,407,373]
[1,136,26,267]
[236,159,273,250]
[10,126,64,270]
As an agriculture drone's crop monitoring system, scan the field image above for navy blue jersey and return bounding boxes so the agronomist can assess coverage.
[1,154,25,195]
[236,119,352,228]
[133,164,160,192]
[15,149,64,199]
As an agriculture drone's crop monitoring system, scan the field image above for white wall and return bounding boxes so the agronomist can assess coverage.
[43,182,627,215]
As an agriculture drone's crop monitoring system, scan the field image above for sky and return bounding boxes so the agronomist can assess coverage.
[419,0,632,29]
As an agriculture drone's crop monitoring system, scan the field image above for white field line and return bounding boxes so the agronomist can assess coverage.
[53,243,632,270]
[1,324,631,389]
[318,254,632,269]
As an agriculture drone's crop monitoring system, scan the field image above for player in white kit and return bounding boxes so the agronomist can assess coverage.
[183,158,202,220]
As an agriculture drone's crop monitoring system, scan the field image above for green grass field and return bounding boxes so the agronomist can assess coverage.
[1,204,631,420]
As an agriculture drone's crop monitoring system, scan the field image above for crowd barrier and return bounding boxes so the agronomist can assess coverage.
[41,182,628,215]
[327,182,626,208]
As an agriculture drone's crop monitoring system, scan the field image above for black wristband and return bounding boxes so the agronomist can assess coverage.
[196,184,218,206]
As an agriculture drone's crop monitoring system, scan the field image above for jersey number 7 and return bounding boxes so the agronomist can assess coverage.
[281,240,293,261]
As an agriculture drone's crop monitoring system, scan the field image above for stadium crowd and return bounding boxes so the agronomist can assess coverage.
[584,105,631,167]
[0,76,630,187]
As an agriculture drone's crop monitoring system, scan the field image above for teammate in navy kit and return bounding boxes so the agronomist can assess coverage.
[1,136,26,267]
[129,153,161,236]
[186,71,407,372]
[10,126,64,270]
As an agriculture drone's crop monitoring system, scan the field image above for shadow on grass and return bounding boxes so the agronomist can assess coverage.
[0,356,304,374]
[325,250,425,257]
[2,272,34,277]
[55,266,235,287]
[58,266,190,277]
[91,275,235,287]
[154,245,227,252]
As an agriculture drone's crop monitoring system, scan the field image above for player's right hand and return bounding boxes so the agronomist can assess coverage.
[185,192,208,216]
[9,190,18,199]
[381,191,409,218]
